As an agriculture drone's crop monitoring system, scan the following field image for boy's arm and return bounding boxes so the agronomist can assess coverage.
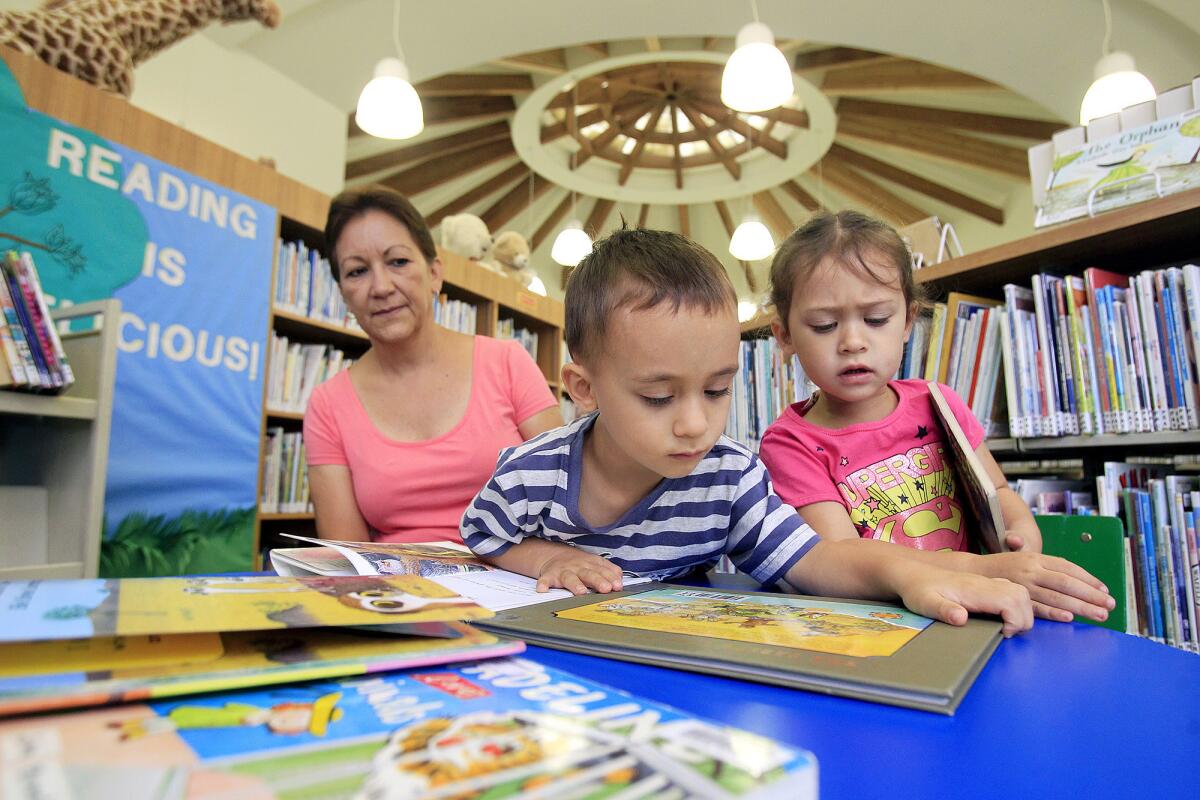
[476,539,624,595]
[784,537,1034,637]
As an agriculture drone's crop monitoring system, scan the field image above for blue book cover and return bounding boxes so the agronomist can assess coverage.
[0,657,817,799]
[1135,489,1165,640]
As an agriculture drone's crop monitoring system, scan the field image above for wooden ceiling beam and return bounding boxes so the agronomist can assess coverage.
[382,137,516,197]
[492,48,567,75]
[688,98,788,159]
[413,73,533,96]
[837,113,1030,179]
[581,41,609,57]
[757,105,808,128]
[618,101,668,185]
[822,59,1001,95]
[828,143,1005,224]
[348,95,515,138]
[714,200,758,292]
[645,36,662,52]
[780,180,819,211]
[752,190,795,241]
[480,173,555,233]
[835,98,1066,140]
[531,192,574,251]
[793,47,893,73]
[584,197,616,237]
[679,102,740,180]
[678,205,690,237]
[702,36,724,51]
[637,204,651,228]
[345,120,510,181]
[669,100,684,189]
[423,161,527,223]
[575,98,660,168]
[818,152,930,227]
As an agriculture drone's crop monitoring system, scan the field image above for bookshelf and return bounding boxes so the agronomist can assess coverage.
[0,300,119,579]
[255,214,566,559]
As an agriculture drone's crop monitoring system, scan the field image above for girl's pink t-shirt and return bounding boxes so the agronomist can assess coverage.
[759,380,985,552]
[303,336,558,545]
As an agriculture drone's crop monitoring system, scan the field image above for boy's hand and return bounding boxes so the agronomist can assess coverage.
[535,549,624,595]
[896,566,1033,638]
[978,552,1114,623]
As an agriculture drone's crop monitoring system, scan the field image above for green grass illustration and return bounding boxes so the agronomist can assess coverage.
[100,507,255,577]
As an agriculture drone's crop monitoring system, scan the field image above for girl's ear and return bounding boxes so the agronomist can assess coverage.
[561,361,598,413]
[903,301,918,342]
[771,317,794,359]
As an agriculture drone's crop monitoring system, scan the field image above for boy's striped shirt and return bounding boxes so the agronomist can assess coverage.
[461,414,817,584]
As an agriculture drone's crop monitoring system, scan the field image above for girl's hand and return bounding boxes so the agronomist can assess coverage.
[535,550,625,595]
[897,566,1033,637]
[978,552,1114,623]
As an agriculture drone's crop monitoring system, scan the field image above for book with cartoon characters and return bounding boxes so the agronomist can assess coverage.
[476,585,1003,715]
[0,656,818,799]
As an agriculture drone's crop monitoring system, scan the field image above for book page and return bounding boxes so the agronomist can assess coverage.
[431,571,653,612]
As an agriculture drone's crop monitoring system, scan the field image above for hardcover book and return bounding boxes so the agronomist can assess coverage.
[928,381,1008,554]
[475,584,1003,715]
[0,657,818,799]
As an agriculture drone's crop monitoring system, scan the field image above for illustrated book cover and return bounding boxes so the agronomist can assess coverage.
[0,656,818,799]
[475,584,1003,715]
[270,534,652,611]
[0,575,492,643]
[0,622,523,719]
[928,381,1008,553]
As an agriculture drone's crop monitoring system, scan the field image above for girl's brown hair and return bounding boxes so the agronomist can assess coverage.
[769,210,926,334]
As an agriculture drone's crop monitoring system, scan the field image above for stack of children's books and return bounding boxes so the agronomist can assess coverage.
[0,574,820,798]
[0,250,73,392]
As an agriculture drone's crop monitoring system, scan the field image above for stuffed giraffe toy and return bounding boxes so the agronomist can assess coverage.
[0,0,282,98]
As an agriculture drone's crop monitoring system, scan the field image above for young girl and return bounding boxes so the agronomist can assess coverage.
[758,210,1114,624]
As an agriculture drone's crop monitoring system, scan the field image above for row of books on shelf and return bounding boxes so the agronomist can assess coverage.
[260,427,310,514]
[725,337,813,448]
[265,333,352,414]
[273,238,358,329]
[900,263,1200,442]
[0,250,73,392]
[432,291,478,334]
[496,317,539,361]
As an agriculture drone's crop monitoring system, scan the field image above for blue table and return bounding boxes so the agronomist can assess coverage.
[524,620,1200,800]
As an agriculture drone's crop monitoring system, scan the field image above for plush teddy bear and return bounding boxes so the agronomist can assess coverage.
[489,230,545,295]
[0,1,283,98]
[439,213,504,273]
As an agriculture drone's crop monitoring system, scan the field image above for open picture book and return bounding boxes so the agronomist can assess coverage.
[475,584,1003,715]
[928,381,1008,553]
[270,534,652,612]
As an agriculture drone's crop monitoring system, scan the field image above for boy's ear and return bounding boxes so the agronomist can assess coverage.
[771,317,794,359]
[561,361,598,413]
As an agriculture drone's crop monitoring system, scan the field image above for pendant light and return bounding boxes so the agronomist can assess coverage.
[354,0,424,139]
[521,173,548,295]
[729,213,774,261]
[721,0,794,113]
[551,88,593,267]
[1079,0,1155,125]
[737,300,760,323]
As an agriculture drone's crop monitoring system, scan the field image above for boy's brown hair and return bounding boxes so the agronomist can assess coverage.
[769,210,925,333]
[324,185,438,281]
[565,225,736,362]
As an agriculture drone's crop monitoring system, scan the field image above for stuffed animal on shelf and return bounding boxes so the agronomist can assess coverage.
[489,230,545,295]
[440,213,503,273]
[0,0,283,98]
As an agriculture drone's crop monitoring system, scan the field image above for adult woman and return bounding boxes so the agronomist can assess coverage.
[303,187,563,544]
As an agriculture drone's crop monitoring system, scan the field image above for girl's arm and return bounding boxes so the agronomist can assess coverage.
[308,464,370,541]
[796,501,861,539]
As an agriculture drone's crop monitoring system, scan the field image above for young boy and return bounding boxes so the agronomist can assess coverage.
[461,227,1033,636]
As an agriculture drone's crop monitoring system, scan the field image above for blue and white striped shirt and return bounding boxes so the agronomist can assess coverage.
[461,413,818,585]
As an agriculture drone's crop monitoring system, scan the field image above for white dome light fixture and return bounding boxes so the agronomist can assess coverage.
[737,300,760,323]
[721,4,794,113]
[551,220,593,267]
[354,1,424,140]
[1079,0,1155,125]
[729,215,774,261]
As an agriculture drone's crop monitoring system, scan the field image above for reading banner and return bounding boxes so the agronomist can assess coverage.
[0,58,274,574]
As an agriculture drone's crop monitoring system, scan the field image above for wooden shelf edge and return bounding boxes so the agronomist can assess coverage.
[259,511,315,521]
[0,392,98,420]
[266,408,306,421]
[0,562,85,580]
[271,307,369,341]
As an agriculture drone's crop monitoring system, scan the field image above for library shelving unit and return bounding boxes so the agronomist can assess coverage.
[0,300,119,579]
[255,215,565,559]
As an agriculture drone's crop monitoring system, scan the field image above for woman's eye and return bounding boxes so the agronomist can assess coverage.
[344,267,366,279]
[810,323,835,334]
[705,387,732,399]
[866,317,891,327]
[641,396,672,407]
[389,258,410,268]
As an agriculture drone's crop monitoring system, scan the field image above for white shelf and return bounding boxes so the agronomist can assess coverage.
[0,391,98,420]
[1014,431,1200,451]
